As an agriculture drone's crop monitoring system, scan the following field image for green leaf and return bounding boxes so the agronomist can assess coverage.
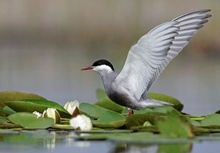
[80,103,126,128]
[121,107,154,115]
[80,103,109,119]
[0,91,46,117]
[133,108,153,114]
[0,91,46,103]
[3,106,16,115]
[96,88,107,100]
[0,116,9,123]
[156,110,193,138]
[8,112,54,129]
[0,116,21,129]
[201,114,220,126]
[125,113,163,129]
[95,97,124,113]
[92,111,126,128]
[4,99,71,118]
[152,106,178,114]
[52,124,74,130]
[148,92,183,111]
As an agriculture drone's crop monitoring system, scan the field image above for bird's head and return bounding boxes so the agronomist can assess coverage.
[81,59,115,74]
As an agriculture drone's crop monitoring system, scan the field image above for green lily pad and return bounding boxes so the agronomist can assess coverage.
[80,103,109,119]
[3,106,16,115]
[156,110,193,138]
[8,112,54,129]
[4,99,71,118]
[0,91,46,117]
[52,124,74,130]
[95,97,124,113]
[148,92,183,111]
[125,113,163,129]
[92,111,126,128]
[201,114,220,126]
[0,116,9,122]
[133,108,153,114]
[80,103,126,128]
[153,106,177,114]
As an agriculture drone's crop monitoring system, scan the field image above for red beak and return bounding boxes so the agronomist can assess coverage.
[81,66,94,71]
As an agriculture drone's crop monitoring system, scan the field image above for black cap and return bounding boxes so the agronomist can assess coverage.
[92,59,114,71]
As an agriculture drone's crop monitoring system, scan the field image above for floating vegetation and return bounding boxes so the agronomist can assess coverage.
[0,89,220,145]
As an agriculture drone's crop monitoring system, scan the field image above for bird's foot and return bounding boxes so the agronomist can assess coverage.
[128,108,134,116]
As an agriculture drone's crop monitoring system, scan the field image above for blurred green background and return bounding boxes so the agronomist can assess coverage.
[0,1,219,115]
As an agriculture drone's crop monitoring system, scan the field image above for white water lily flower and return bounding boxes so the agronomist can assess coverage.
[70,115,93,131]
[64,100,80,117]
[33,111,42,118]
[42,108,60,124]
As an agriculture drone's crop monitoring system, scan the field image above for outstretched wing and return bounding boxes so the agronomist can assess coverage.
[114,9,211,101]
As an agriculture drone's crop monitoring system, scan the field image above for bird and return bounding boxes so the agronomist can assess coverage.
[81,9,211,111]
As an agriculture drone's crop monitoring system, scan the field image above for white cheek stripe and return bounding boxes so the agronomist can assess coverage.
[93,65,113,73]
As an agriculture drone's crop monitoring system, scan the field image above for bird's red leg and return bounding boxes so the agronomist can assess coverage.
[128,108,134,116]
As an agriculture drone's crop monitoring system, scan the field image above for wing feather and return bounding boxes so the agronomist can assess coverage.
[114,9,211,101]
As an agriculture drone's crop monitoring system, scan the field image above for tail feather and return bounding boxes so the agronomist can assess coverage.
[139,98,173,109]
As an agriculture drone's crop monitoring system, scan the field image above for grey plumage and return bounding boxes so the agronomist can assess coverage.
[81,9,211,110]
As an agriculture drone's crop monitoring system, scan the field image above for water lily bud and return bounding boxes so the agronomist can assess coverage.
[64,100,80,117]
[33,111,42,118]
[43,108,60,124]
[70,115,93,131]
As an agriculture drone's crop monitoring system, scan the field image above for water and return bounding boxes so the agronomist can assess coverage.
[1,130,220,153]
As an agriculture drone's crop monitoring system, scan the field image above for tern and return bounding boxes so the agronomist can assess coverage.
[81,9,211,110]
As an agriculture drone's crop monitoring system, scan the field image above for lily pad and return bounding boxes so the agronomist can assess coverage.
[80,103,126,128]
[8,112,54,129]
[52,124,74,130]
[0,91,46,117]
[80,103,109,119]
[152,106,177,114]
[4,99,71,118]
[156,110,193,138]
[126,113,163,129]
[92,111,126,128]
[0,116,9,122]
[201,114,220,126]
[95,97,124,113]
[3,106,16,115]
[148,92,183,111]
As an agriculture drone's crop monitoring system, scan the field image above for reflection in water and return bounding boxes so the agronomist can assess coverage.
[112,143,192,153]
[65,131,91,147]
[1,130,220,153]
[0,130,94,152]
[112,143,158,153]
[43,131,56,150]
